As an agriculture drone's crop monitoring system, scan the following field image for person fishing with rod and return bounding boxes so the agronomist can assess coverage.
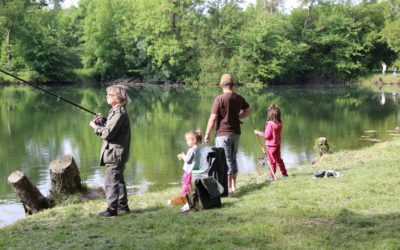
[89,85,131,217]
[0,69,131,217]
[249,115,277,181]
[254,104,288,182]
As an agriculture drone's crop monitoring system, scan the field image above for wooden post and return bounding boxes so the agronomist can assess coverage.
[316,137,330,156]
[312,137,330,165]
[49,154,82,197]
[8,171,52,214]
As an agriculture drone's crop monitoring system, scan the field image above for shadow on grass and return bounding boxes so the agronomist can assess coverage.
[131,204,164,214]
[309,208,400,248]
[234,181,268,198]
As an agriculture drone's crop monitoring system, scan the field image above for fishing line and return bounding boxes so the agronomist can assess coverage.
[249,115,266,154]
[0,69,106,126]
[0,69,97,115]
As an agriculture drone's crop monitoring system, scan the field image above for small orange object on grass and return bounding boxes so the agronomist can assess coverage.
[168,196,186,205]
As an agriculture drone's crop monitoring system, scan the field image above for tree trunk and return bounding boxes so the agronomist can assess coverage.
[5,28,11,67]
[49,154,82,197]
[304,0,315,29]
[8,171,52,215]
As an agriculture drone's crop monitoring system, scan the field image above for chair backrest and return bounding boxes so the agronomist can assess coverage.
[206,147,229,197]
[191,147,228,197]
[189,177,223,210]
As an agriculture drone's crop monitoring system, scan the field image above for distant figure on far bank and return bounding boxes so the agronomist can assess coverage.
[254,104,288,182]
[393,67,397,76]
[382,62,387,75]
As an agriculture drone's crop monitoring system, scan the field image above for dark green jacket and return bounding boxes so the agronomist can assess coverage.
[94,105,131,166]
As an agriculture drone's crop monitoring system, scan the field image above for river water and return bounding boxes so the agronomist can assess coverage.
[1,84,399,227]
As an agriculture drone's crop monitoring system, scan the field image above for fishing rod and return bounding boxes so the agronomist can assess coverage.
[250,116,267,155]
[249,115,277,181]
[0,68,106,126]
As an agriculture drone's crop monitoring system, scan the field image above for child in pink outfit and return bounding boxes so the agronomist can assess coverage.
[254,104,288,181]
[177,129,202,211]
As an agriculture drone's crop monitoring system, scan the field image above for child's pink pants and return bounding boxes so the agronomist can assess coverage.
[181,172,192,196]
[266,145,287,178]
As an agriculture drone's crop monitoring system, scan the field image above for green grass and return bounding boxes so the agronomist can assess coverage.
[1,139,400,249]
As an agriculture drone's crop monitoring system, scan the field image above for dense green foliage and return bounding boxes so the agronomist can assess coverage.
[0,0,399,84]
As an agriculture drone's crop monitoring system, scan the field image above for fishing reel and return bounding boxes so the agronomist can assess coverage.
[94,116,107,127]
[257,155,267,166]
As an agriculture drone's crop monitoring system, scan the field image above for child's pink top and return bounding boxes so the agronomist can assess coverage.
[258,121,282,146]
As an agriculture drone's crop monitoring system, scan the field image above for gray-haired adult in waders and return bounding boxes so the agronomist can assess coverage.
[89,85,131,217]
[204,74,252,196]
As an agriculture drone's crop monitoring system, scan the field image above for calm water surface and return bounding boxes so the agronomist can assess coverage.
[1,84,399,227]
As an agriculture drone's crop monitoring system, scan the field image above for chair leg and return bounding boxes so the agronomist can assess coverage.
[186,195,193,208]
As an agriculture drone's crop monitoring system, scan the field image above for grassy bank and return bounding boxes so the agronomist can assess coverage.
[1,139,400,249]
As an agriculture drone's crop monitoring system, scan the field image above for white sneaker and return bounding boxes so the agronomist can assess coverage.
[180,203,190,212]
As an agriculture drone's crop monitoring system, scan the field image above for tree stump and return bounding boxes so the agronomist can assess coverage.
[312,137,330,165]
[8,171,52,214]
[49,154,82,197]
[315,137,330,156]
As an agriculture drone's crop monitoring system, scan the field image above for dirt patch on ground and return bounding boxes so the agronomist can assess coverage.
[79,187,105,202]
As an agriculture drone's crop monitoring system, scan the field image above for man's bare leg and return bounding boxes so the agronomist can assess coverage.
[231,173,237,193]
[228,174,237,194]
[228,174,232,194]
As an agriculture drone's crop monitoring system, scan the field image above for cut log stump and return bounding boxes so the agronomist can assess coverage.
[315,137,330,156]
[312,137,331,165]
[49,154,82,197]
[8,171,52,214]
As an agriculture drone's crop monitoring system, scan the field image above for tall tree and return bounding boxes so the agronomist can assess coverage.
[81,0,127,81]
[195,1,246,84]
[296,2,388,81]
[16,8,77,81]
[381,0,400,67]
[232,7,308,84]
[131,0,189,81]
[257,0,282,14]
[0,0,34,70]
